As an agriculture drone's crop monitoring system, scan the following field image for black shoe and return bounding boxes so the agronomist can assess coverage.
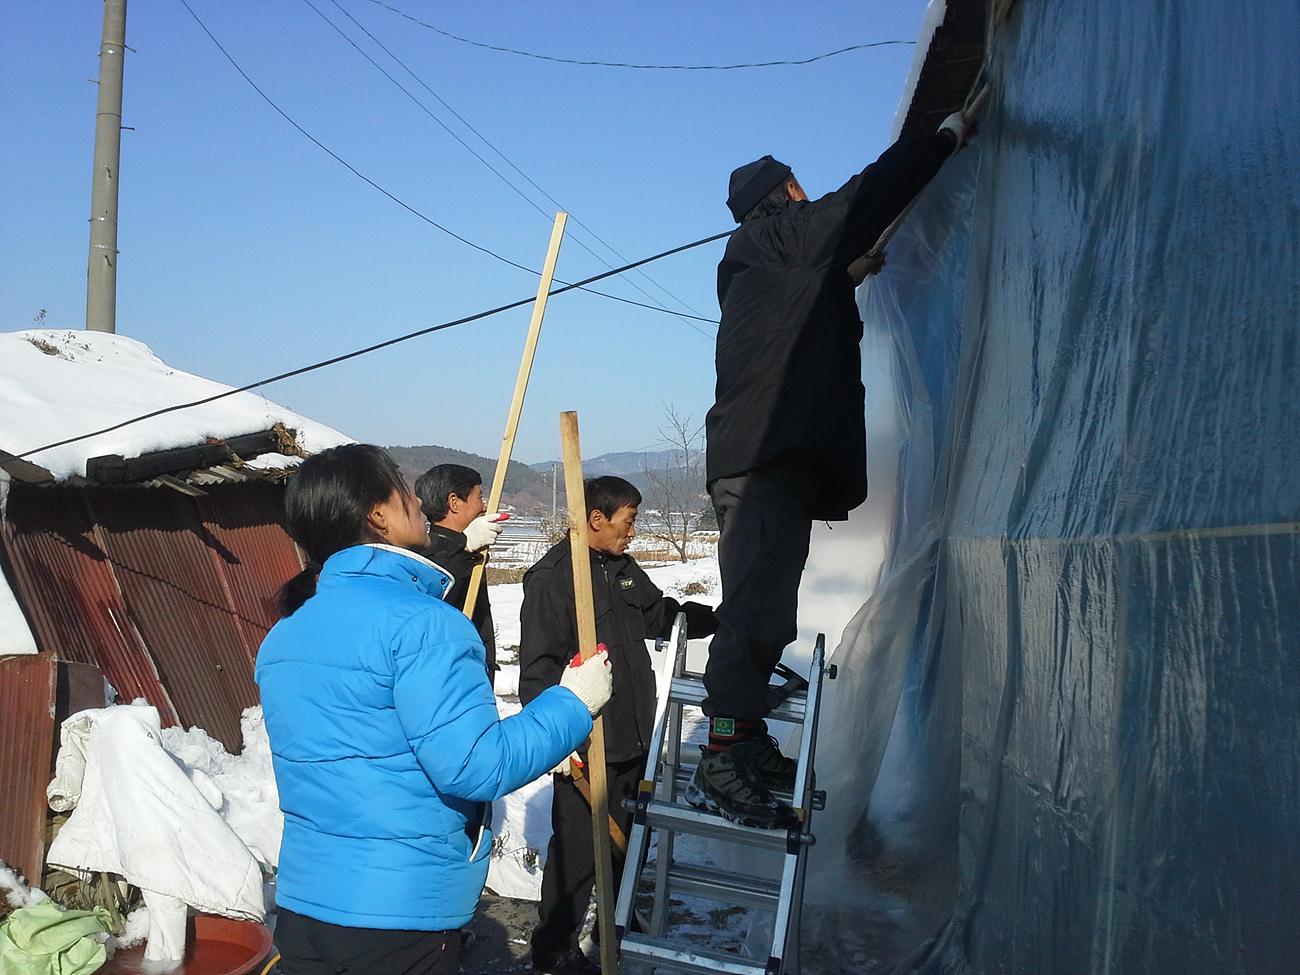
[744,729,798,792]
[685,742,797,829]
[531,948,601,975]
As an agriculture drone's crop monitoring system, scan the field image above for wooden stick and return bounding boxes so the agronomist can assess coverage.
[463,212,568,619]
[560,411,618,975]
[571,765,629,852]
[859,81,995,264]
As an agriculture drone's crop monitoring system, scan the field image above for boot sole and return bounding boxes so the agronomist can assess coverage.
[685,780,793,830]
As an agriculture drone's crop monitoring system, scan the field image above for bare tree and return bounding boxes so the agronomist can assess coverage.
[640,405,708,562]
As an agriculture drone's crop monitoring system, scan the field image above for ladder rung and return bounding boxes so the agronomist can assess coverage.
[669,676,807,722]
[639,799,808,851]
[618,934,775,975]
[664,862,781,910]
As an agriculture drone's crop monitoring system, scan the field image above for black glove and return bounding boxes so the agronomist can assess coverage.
[681,601,719,638]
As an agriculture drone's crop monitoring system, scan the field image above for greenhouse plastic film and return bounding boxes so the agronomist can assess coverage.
[805,2,1300,973]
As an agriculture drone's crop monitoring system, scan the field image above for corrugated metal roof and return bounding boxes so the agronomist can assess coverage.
[0,653,56,886]
[1,486,179,725]
[86,489,262,750]
[898,0,988,138]
[196,482,302,668]
[2,479,301,752]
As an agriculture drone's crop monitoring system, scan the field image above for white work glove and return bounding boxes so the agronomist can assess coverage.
[938,111,973,152]
[550,751,585,777]
[559,645,612,716]
[463,512,507,552]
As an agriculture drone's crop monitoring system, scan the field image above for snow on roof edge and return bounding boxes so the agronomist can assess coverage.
[892,0,949,141]
[0,329,354,481]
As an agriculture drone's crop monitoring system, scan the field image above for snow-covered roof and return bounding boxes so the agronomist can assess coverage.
[0,329,353,481]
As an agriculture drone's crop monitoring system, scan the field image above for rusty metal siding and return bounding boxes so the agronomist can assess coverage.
[0,485,179,725]
[196,482,301,667]
[0,653,57,886]
[85,490,259,751]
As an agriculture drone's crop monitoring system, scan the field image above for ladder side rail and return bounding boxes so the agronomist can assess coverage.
[652,614,691,938]
[614,615,687,935]
[784,635,829,973]
[764,635,827,975]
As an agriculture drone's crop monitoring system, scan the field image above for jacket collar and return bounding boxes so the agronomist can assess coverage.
[320,544,454,600]
[426,523,468,547]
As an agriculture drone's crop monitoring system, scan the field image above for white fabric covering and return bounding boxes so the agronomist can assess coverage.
[45,704,264,961]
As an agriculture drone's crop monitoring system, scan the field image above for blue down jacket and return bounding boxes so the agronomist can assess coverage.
[255,544,591,930]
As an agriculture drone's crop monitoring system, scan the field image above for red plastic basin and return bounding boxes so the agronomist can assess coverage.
[100,914,274,975]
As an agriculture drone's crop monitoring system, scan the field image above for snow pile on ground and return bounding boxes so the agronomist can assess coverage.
[0,860,45,910]
[158,707,283,868]
[0,329,352,480]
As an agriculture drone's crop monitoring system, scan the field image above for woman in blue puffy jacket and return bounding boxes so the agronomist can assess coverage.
[256,444,610,975]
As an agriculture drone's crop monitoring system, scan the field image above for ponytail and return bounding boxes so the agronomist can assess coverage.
[277,560,323,617]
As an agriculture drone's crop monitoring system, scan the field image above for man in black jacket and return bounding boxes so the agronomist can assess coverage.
[414,463,504,678]
[519,476,716,975]
[692,113,974,825]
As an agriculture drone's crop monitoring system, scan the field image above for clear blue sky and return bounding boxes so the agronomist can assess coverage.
[1,0,930,463]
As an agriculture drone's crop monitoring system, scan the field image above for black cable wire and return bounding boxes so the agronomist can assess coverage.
[368,0,914,70]
[323,0,715,332]
[178,0,533,274]
[16,230,733,462]
[180,0,718,329]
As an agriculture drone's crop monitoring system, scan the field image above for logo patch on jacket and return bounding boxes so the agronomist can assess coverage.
[619,578,636,590]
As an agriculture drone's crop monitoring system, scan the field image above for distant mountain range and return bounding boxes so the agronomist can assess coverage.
[387,444,677,515]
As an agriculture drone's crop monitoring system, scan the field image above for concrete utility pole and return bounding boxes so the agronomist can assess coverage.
[86,0,128,333]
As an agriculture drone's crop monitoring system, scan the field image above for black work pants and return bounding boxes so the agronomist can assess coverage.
[703,461,816,721]
[532,756,643,958]
[275,908,458,975]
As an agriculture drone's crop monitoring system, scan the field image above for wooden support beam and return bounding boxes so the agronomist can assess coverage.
[463,212,568,619]
[560,411,618,975]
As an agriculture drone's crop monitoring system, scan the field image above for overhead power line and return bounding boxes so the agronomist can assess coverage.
[17,230,732,463]
[179,0,718,329]
[368,1,914,70]
[308,0,715,335]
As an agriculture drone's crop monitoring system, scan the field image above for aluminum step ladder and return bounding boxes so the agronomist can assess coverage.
[613,616,833,975]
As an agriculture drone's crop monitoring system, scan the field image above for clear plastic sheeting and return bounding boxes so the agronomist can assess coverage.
[804,3,1300,974]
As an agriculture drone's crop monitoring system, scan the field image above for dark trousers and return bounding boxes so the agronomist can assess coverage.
[704,462,816,721]
[532,757,643,958]
[276,908,459,975]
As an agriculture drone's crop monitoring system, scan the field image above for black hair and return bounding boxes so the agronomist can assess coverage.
[413,463,483,523]
[743,178,794,223]
[277,443,411,616]
[585,475,642,520]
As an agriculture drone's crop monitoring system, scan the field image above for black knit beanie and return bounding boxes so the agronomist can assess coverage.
[726,155,792,222]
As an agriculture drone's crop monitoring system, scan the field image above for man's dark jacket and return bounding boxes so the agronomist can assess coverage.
[424,524,496,674]
[518,542,716,763]
[706,131,956,521]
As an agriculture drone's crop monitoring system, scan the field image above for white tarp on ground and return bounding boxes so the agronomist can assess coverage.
[46,704,265,961]
[0,328,352,481]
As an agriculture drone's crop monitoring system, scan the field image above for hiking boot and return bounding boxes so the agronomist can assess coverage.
[686,742,797,829]
[744,732,799,792]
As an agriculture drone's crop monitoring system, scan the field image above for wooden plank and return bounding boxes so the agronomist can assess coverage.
[463,212,568,618]
[560,411,617,975]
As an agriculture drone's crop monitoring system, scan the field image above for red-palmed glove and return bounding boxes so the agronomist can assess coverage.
[464,512,509,552]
